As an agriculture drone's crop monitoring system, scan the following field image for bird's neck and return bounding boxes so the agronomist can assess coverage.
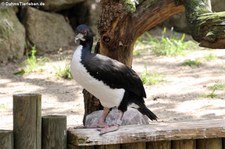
[80,37,93,52]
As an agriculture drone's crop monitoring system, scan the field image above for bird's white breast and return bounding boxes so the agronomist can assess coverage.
[70,45,125,108]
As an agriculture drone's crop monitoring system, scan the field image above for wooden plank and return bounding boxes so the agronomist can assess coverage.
[197,138,222,149]
[172,139,196,149]
[147,141,171,149]
[121,142,146,149]
[96,144,120,149]
[68,119,225,146]
[42,115,67,149]
[67,145,95,149]
[0,130,13,149]
[13,93,41,149]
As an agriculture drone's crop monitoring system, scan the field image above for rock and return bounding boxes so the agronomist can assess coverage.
[60,2,90,30]
[211,0,225,11]
[165,13,190,34]
[0,8,25,63]
[31,0,84,12]
[85,108,149,128]
[23,7,74,54]
[87,0,101,34]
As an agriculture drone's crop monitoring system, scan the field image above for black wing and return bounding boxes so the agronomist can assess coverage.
[81,53,146,98]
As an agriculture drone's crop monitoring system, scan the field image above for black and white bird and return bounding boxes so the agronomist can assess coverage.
[71,24,157,134]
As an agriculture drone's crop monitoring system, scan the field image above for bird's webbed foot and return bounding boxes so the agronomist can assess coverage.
[99,125,119,135]
[98,114,123,135]
[97,121,108,128]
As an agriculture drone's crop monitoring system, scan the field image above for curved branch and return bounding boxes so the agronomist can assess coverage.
[132,0,185,39]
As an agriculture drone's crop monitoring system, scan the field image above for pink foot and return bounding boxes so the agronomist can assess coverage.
[99,125,119,135]
[97,121,108,128]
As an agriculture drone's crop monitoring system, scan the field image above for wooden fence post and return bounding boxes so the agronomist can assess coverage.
[172,139,196,149]
[147,141,171,149]
[42,115,67,149]
[0,130,13,149]
[96,144,120,149]
[13,93,41,149]
[121,142,146,149]
[223,138,225,149]
[197,138,222,149]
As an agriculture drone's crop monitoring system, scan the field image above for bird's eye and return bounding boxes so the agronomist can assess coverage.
[83,30,88,36]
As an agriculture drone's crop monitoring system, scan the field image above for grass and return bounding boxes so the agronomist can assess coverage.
[54,64,72,80]
[208,83,225,91]
[0,104,7,109]
[135,27,197,56]
[203,53,218,61]
[181,59,202,67]
[204,82,225,99]
[133,49,142,56]
[14,46,73,80]
[141,66,164,85]
[14,47,48,75]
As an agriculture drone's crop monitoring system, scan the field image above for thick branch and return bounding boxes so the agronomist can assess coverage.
[132,0,185,38]
[98,0,185,66]
[184,0,225,48]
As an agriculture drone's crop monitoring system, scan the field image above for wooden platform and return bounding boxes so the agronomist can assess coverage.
[67,119,225,149]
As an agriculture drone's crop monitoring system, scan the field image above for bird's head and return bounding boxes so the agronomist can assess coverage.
[75,24,94,43]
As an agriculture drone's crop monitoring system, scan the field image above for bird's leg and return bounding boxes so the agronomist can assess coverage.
[97,107,110,128]
[99,110,124,135]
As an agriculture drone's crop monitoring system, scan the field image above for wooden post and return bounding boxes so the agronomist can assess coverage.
[0,130,13,149]
[121,142,146,149]
[42,115,67,149]
[197,138,222,149]
[147,141,171,149]
[172,140,196,149]
[223,138,225,149]
[96,144,120,149]
[13,93,41,149]
[67,146,95,149]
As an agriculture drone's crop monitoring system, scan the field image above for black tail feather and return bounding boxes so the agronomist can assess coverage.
[138,105,158,121]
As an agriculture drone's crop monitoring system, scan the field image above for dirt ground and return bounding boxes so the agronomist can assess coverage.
[1,37,225,130]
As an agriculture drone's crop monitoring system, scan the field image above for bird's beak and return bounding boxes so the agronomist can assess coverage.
[75,33,85,43]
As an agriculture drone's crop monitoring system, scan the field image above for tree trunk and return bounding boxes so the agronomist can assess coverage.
[82,0,184,125]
